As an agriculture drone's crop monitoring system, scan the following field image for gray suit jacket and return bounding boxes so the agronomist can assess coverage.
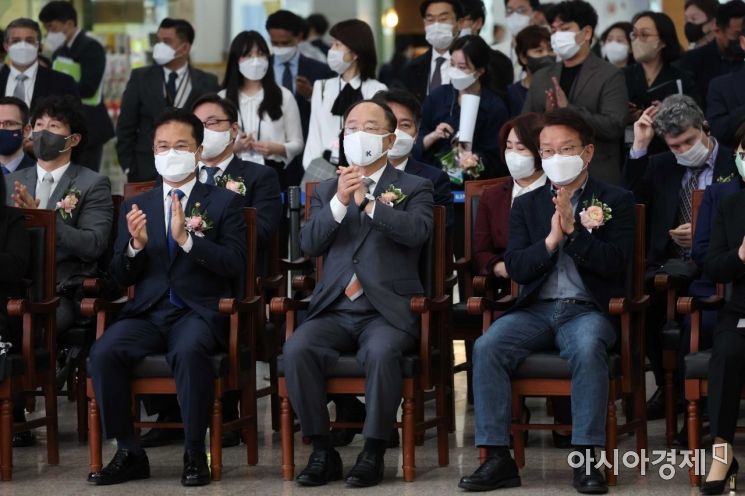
[523,52,628,185]
[301,165,434,337]
[5,163,113,290]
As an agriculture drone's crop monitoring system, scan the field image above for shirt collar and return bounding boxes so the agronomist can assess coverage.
[36,162,70,185]
[9,60,39,79]
[200,154,233,174]
[239,88,264,102]
[66,30,81,48]
[341,75,362,90]
[163,176,197,203]
[163,63,189,80]
[394,158,409,171]
[1,150,25,172]
[549,174,589,204]
[513,173,547,198]
[705,137,720,170]
[432,51,451,64]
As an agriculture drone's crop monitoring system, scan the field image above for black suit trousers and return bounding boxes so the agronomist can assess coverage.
[283,295,416,441]
[89,301,219,448]
[708,310,745,443]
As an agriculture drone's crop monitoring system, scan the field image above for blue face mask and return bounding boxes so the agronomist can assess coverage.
[0,128,24,155]
[736,153,745,179]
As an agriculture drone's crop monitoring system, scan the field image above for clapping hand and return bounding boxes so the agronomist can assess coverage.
[170,192,188,246]
[336,165,363,206]
[553,187,575,235]
[126,204,148,250]
[11,181,38,209]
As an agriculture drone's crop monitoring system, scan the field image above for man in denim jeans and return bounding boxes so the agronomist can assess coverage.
[458,109,635,494]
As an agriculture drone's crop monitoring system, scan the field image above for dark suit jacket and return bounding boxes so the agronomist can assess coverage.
[413,84,509,181]
[398,48,433,105]
[678,40,743,111]
[52,32,115,148]
[301,165,434,337]
[115,65,220,181]
[623,145,737,273]
[111,181,246,346]
[524,52,628,185]
[505,176,635,312]
[706,67,745,146]
[0,64,79,112]
[704,188,745,314]
[624,62,699,109]
[5,163,113,290]
[0,207,29,324]
[403,158,453,228]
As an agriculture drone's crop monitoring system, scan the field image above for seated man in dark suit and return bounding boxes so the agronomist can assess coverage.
[0,97,34,175]
[5,95,113,446]
[459,109,635,494]
[623,94,737,420]
[86,109,246,487]
[706,26,745,145]
[284,99,433,488]
[116,18,220,182]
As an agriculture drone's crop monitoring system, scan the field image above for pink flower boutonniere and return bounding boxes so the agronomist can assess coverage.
[55,187,81,219]
[184,202,213,238]
[378,185,407,207]
[579,196,612,233]
[436,147,485,185]
[216,174,246,195]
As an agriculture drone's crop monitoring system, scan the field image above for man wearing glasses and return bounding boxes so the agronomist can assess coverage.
[459,109,635,494]
[0,97,34,175]
[283,99,433,488]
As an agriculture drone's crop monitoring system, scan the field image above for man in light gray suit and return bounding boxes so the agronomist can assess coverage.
[5,95,112,445]
[523,0,628,185]
[283,100,433,488]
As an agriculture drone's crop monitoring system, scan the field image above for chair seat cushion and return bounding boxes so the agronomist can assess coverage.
[661,321,681,350]
[86,348,251,378]
[0,349,51,381]
[451,303,483,335]
[513,351,621,379]
[278,353,424,378]
[58,325,93,347]
[684,351,711,379]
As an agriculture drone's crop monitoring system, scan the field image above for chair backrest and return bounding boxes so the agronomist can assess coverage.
[631,204,646,300]
[20,208,57,302]
[243,208,257,298]
[420,206,447,298]
[690,189,705,239]
[304,181,318,223]
[464,177,512,259]
[123,180,156,200]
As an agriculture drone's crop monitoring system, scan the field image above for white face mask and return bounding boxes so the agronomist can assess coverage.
[425,23,455,50]
[459,27,473,37]
[673,133,711,167]
[239,57,269,81]
[505,150,536,180]
[8,41,38,67]
[327,48,352,75]
[153,41,177,65]
[551,31,582,61]
[154,149,197,182]
[388,128,415,159]
[272,45,297,63]
[343,131,390,167]
[200,128,233,160]
[506,13,532,36]
[448,66,478,90]
[602,41,629,64]
[44,31,66,52]
[542,149,586,186]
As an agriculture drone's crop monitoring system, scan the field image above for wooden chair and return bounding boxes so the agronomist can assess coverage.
[84,207,262,480]
[271,204,451,482]
[467,205,650,486]
[123,181,157,199]
[2,208,60,480]
[659,190,705,446]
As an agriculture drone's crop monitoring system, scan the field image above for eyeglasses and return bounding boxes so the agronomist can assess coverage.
[154,143,195,154]
[0,120,22,130]
[630,31,659,42]
[201,118,231,129]
[343,125,391,135]
[538,144,584,159]
[506,6,531,15]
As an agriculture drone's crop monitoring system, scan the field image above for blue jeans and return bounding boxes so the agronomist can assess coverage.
[473,300,617,447]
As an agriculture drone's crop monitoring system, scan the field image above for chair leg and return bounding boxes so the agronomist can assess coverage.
[210,395,222,481]
[1,398,12,481]
[664,367,676,448]
[605,386,617,486]
[76,354,88,443]
[688,400,701,487]
[635,380,648,455]
[244,382,258,466]
[269,357,280,432]
[44,381,59,466]
[414,387,424,446]
[511,395,525,469]
[402,394,416,482]
[280,395,295,481]
[89,396,102,473]
[435,381,449,467]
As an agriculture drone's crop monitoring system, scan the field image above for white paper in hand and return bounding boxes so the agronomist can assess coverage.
[458,94,481,144]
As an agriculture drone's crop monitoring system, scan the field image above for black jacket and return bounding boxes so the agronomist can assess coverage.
[706,67,745,146]
[705,188,745,315]
[0,63,79,111]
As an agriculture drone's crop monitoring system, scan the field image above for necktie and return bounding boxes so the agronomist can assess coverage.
[676,166,704,258]
[344,178,375,301]
[203,166,219,186]
[14,74,27,102]
[166,189,186,308]
[282,62,293,92]
[429,57,446,93]
[1,165,9,175]
[36,172,54,209]
[166,71,178,104]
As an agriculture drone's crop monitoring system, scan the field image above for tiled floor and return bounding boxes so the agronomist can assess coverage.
[4,345,718,495]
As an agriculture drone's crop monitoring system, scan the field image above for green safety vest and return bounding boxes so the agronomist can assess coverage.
[52,55,102,106]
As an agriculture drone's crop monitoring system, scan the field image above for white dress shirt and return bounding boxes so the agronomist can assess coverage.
[6,61,39,108]
[329,164,387,222]
[394,159,409,171]
[218,87,304,164]
[198,154,233,183]
[512,173,547,203]
[302,75,387,169]
[428,50,451,95]
[35,162,70,200]
[163,63,192,108]
[66,30,81,48]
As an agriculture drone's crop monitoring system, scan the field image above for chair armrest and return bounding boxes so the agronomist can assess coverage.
[259,274,285,291]
[608,295,651,315]
[218,296,262,315]
[466,294,517,314]
[280,257,312,271]
[6,297,60,317]
[453,256,471,272]
[270,296,311,341]
[653,272,690,292]
[676,295,726,314]
[410,294,452,314]
[291,275,316,292]
[220,296,263,388]
[79,296,128,317]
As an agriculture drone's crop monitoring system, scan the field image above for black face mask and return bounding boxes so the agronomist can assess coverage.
[684,21,705,44]
[727,38,745,59]
[526,55,555,74]
[0,128,24,155]
[32,130,71,161]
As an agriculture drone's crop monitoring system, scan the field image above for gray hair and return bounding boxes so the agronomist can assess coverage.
[4,18,42,43]
[653,94,705,138]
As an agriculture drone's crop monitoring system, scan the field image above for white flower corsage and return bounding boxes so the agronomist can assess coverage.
[184,202,213,238]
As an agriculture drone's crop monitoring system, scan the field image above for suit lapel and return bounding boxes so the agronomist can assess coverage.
[353,164,399,254]
[713,145,735,179]
[569,53,598,101]
[0,66,9,92]
[48,164,79,211]
[170,181,211,267]
[142,185,169,267]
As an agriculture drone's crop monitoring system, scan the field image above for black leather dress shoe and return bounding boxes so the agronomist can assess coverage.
[458,454,521,491]
[573,465,608,494]
[646,387,665,421]
[296,449,343,486]
[87,449,150,485]
[139,427,184,448]
[222,429,240,448]
[344,450,384,487]
[12,431,36,448]
[181,450,210,487]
